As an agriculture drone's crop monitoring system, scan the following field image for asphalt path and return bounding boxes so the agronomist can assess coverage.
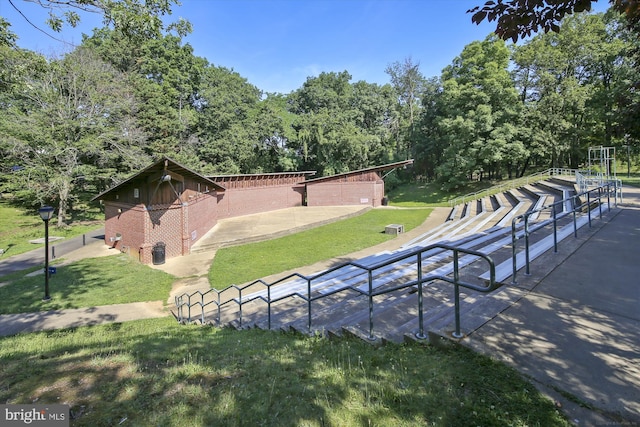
[0,228,105,278]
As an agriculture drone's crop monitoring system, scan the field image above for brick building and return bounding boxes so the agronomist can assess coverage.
[92,157,412,263]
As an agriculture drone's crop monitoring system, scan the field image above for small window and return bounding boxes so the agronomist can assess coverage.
[133,188,140,198]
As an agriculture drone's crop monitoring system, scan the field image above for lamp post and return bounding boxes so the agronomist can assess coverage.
[38,206,54,301]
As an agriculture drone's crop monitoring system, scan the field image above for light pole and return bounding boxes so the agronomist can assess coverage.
[38,206,54,301]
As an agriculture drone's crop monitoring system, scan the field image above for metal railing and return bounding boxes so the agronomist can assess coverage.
[510,182,618,285]
[175,244,498,340]
[448,168,577,207]
[576,170,623,202]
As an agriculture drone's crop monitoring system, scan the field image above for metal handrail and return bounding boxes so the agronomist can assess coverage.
[509,182,617,285]
[448,168,577,207]
[175,243,498,340]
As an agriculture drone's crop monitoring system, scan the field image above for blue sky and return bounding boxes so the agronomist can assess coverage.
[1,0,610,94]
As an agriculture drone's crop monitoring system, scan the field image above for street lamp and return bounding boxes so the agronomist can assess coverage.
[38,206,54,301]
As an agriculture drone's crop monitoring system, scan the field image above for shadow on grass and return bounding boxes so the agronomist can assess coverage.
[0,255,173,315]
[0,319,571,426]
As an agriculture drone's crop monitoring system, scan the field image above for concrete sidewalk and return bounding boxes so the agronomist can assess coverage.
[464,191,640,425]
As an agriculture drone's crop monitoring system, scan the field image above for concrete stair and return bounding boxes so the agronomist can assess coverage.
[176,178,617,345]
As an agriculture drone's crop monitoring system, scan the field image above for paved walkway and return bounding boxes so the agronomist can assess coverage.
[466,188,640,426]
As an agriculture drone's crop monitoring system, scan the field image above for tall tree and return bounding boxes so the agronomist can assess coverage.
[385,57,426,159]
[0,47,146,226]
[512,12,630,168]
[195,65,262,174]
[288,71,396,176]
[422,37,525,189]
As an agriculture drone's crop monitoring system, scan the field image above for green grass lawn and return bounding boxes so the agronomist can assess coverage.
[0,317,570,427]
[386,180,495,207]
[621,173,640,188]
[0,255,174,314]
[209,208,432,289]
[0,198,103,258]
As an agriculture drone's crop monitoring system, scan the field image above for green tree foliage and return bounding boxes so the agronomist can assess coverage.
[415,37,525,190]
[8,0,188,41]
[512,12,630,168]
[288,71,397,176]
[469,0,639,41]
[2,2,638,216]
[84,29,205,162]
[385,57,426,159]
[195,65,263,174]
[0,48,147,226]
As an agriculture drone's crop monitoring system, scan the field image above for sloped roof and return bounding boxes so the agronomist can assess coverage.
[91,157,225,201]
[208,171,316,180]
[304,159,414,184]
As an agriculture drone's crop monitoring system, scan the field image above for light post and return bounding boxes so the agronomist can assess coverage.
[38,206,54,301]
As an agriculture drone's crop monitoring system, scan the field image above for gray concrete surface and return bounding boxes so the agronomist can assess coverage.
[464,188,640,426]
[0,228,106,277]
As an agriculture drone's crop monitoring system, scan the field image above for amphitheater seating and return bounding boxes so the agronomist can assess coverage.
[175,177,616,344]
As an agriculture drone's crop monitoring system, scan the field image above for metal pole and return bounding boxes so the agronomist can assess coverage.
[552,203,558,253]
[511,220,518,285]
[598,187,602,219]
[416,253,426,340]
[43,218,51,301]
[368,270,375,340]
[267,284,271,330]
[307,278,312,332]
[524,215,531,275]
[572,195,578,238]
[587,191,592,228]
[452,250,463,339]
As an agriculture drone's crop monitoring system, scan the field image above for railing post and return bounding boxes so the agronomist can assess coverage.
[367,269,375,341]
[307,277,312,332]
[175,295,183,322]
[511,219,518,285]
[217,291,221,327]
[187,294,192,323]
[267,284,272,330]
[524,215,531,275]
[452,249,463,339]
[416,252,426,340]
[552,202,558,253]
[607,183,611,211]
[598,186,603,219]
[572,195,578,238]
[587,191,592,228]
[201,292,205,324]
[238,287,243,327]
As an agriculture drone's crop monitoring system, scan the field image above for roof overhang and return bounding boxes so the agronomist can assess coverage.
[91,157,225,202]
[304,160,414,184]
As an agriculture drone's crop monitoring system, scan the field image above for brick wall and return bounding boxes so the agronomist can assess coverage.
[104,202,146,256]
[216,185,304,219]
[306,181,384,207]
[184,192,218,248]
[145,203,183,262]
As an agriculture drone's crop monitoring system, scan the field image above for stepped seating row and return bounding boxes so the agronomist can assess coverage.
[177,179,611,343]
